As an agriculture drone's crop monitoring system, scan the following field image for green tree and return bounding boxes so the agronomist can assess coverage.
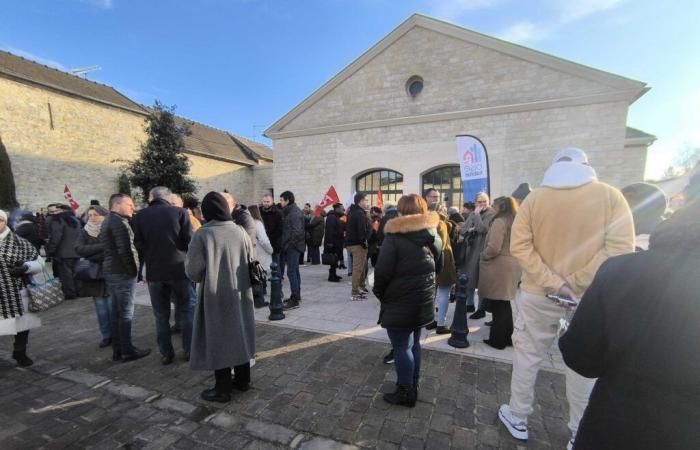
[125,101,196,201]
[0,135,20,210]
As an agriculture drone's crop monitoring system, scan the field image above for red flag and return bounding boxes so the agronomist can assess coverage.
[376,190,384,209]
[314,185,341,216]
[63,185,80,211]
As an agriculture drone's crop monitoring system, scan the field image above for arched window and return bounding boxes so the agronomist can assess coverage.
[355,169,403,207]
[422,165,463,208]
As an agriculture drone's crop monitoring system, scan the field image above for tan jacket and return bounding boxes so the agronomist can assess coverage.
[478,216,521,301]
[510,181,634,297]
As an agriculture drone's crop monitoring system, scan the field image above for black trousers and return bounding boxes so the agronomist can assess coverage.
[56,257,79,298]
[486,300,513,348]
[214,362,251,394]
[14,330,29,352]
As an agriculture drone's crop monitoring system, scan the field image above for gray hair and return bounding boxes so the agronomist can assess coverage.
[149,186,172,202]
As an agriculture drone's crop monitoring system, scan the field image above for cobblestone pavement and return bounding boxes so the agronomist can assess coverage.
[0,297,571,449]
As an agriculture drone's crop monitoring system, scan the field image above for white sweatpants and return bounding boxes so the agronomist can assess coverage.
[508,290,595,435]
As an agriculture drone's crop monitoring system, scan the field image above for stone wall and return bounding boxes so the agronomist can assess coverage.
[0,76,265,210]
[0,76,146,210]
[282,26,615,132]
[273,100,642,207]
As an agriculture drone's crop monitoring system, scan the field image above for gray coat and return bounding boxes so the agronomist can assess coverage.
[458,207,495,290]
[185,220,255,371]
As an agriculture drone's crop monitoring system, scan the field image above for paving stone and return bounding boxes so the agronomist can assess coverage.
[152,396,199,416]
[244,418,297,445]
[298,436,360,449]
[57,369,109,387]
[379,419,404,444]
[103,382,156,401]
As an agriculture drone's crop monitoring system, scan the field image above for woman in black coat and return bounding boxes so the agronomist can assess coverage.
[373,194,442,407]
[323,204,345,282]
[559,179,700,450]
[75,205,112,348]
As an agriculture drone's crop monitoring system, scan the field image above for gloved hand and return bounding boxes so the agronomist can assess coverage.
[9,262,29,277]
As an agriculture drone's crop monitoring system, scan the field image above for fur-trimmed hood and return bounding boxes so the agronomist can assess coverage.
[384,211,440,234]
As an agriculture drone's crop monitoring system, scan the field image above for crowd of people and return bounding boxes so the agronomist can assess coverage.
[0,147,698,449]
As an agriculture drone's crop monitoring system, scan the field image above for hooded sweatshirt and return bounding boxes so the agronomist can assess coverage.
[510,148,635,297]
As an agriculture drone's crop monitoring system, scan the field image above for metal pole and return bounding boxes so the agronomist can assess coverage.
[448,273,470,348]
[268,259,285,321]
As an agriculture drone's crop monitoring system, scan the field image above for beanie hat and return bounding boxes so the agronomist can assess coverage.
[511,183,532,200]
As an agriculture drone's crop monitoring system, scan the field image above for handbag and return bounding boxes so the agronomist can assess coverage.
[321,252,338,266]
[249,259,267,286]
[27,268,65,312]
[74,258,103,281]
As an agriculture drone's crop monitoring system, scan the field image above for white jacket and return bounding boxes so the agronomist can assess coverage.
[254,220,274,270]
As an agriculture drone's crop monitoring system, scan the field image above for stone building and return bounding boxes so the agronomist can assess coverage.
[0,49,272,210]
[266,14,655,207]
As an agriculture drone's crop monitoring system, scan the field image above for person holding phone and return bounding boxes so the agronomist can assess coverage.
[498,148,635,449]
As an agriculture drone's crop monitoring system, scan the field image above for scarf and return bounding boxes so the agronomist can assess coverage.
[0,232,38,319]
[84,220,103,238]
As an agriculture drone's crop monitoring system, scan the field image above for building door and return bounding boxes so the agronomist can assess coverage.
[422,165,463,208]
[355,169,403,207]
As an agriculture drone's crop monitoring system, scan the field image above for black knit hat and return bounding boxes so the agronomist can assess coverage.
[512,183,532,200]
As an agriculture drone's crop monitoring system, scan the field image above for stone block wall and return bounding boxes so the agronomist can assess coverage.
[273,100,643,207]
[0,77,266,210]
[283,26,614,132]
[0,77,146,210]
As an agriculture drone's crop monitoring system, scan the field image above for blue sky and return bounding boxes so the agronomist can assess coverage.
[2,0,698,179]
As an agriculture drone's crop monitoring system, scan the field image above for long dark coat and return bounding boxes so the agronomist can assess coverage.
[559,205,700,450]
[74,230,108,298]
[458,207,495,289]
[185,220,255,370]
[372,212,443,330]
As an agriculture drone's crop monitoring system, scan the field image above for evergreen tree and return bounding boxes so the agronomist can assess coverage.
[0,135,20,210]
[125,101,196,201]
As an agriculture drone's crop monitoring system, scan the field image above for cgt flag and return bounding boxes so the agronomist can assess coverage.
[63,185,80,211]
[314,185,340,216]
[456,135,490,203]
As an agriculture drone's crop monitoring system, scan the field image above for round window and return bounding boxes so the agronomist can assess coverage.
[406,76,424,98]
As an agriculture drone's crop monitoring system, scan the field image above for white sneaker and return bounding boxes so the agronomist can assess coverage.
[498,404,528,440]
[566,437,574,450]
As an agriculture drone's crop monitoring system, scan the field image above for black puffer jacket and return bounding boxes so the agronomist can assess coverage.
[75,229,108,297]
[345,204,371,246]
[373,212,443,330]
[46,211,81,258]
[100,212,138,277]
[324,211,344,251]
[281,203,306,253]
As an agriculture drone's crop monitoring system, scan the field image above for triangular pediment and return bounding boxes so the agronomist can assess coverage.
[266,14,647,138]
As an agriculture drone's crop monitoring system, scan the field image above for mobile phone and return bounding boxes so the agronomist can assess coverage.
[546,294,578,307]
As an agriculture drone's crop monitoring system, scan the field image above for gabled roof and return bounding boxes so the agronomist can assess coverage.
[266,13,648,137]
[0,49,146,115]
[625,126,656,146]
[175,117,273,165]
[230,134,274,162]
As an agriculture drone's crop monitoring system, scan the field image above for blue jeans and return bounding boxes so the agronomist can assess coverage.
[466,288,476,307]
[280,249,301,297]
[93,296,113,340]
[147,279,194,357]
[436,285,454,327]
[106,274,137,355]
[386,328,422,386]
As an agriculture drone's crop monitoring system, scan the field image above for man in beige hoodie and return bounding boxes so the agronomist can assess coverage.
[498,148,635,449]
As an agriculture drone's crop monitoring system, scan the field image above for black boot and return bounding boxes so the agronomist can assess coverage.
[383,384,416,407]
[12,351,33,367]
